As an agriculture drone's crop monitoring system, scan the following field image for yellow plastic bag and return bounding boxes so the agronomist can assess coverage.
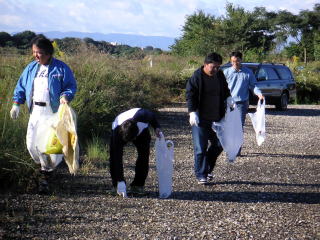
[45,130,63,154]
[43,104,67,154]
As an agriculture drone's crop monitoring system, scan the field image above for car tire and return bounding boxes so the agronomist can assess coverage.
[276,93,288,111]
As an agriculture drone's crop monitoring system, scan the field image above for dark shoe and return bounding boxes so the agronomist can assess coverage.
[207,173,214,181]
[237,148,242,157]
[106,187,117,196]
[38,179,49,194]
[38,170,51,194]
[197,178,208,185]
[129,185,146,195]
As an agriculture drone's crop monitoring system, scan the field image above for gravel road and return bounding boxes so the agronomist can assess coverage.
[1,104,319,239]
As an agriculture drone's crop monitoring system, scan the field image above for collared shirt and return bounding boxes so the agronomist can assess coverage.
[223,66,261,102]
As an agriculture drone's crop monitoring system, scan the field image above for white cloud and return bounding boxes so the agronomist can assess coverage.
[0,0,318,37]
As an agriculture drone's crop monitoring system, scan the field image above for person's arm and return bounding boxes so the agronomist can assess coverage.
[12,67,29,105]
[248,69,264,100]
[186,73,199,113]
[10,66,30,119]
[220,70,231,99]
[60,63,77,104]
[219,70,235,109]
[186,72,201,126]
[135,109,162,138]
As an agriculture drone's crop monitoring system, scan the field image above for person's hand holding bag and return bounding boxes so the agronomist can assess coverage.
[226,96,236,110]
[60,95,68,104]
[189,112,199,126]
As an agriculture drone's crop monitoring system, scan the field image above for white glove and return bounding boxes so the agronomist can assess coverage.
[226,96,236,109]
[189,112,199,126]
[10,105,20,119]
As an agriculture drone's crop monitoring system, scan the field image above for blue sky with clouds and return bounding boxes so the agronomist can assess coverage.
[0,0,318,38]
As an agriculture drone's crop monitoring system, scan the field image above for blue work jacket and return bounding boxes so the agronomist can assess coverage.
[13,58,77,113]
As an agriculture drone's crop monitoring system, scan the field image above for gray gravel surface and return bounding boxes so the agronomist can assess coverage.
[1,104,319,239]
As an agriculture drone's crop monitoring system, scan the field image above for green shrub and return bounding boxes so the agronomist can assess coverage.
[290,61,320,104]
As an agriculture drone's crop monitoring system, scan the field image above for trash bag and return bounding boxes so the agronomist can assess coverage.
[36,113,61,155]
[212,107,243,162]
[55,104,79,175]
[34,104,79,174]
[155,134,174,199]
[248,99,266,146]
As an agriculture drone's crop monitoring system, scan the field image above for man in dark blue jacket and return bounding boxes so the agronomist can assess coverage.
[109,108,162,197]
[186,52,232,185]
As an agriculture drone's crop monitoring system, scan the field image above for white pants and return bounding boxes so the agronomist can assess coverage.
[26,104,63,171]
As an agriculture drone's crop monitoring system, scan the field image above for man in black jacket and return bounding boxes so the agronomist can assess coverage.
[109,108,162,197]
[186,52,232,185]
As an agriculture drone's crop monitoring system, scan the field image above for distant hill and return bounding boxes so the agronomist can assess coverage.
[40,31,175,51]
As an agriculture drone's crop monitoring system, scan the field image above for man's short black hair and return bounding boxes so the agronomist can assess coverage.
[204,52,223,64]
[230,51,243,59]
[119,119,139,142]
[31,35,54,55]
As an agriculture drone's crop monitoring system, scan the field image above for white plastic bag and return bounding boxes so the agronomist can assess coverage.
[34,105,79,174]
[212,107,243,162]
[155,135,174,199]
[35,113,61,154]
[34,112,64,169]
[248,99,266,146]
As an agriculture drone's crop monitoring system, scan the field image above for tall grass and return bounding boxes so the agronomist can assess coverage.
[80,136,109,175]
[0,54,37,191]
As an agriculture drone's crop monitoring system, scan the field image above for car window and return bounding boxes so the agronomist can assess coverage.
[257,68,267,81]
[275,67,292,80]
[259,67,280,80]
[246,66,257,74]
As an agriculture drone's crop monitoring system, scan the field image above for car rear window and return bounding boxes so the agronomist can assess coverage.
[275,67,292,80]
[256,67,279,80]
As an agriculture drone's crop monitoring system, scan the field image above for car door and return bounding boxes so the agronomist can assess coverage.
[255,66,281,97]
[274,66,296,98]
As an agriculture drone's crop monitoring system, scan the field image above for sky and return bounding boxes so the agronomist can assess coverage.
[0,0,318,38]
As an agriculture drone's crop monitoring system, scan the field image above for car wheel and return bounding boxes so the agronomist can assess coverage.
[276,93,288,111]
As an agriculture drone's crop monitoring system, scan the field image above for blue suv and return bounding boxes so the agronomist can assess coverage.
[221,63,296,110]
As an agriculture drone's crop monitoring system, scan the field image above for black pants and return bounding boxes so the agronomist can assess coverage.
[109,128,151,187]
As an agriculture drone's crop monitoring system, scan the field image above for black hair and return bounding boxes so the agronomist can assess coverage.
[230,51,243,59]
[31,35,54,55]
[204,52,223,64]
[119,119,139,142]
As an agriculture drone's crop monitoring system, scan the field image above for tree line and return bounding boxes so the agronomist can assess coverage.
[0,30,163,58]
[170,3,320,62]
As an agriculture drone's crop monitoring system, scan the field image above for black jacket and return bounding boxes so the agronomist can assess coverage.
[186,66,231,121]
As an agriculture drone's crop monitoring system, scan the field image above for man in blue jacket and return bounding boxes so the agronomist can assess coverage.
[186,52,232,185]
[223,51,264,156]
[10,35,77,193]
[109,108,162,197]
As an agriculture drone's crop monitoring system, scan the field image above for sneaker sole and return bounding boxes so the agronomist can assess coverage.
[197,180,208,185]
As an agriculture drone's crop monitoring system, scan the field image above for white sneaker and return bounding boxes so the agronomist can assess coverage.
[117,181,127,198]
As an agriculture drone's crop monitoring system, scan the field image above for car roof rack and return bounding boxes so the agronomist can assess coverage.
[260,62,286,66]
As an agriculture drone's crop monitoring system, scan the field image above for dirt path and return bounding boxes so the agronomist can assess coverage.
[1,104,319,239]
